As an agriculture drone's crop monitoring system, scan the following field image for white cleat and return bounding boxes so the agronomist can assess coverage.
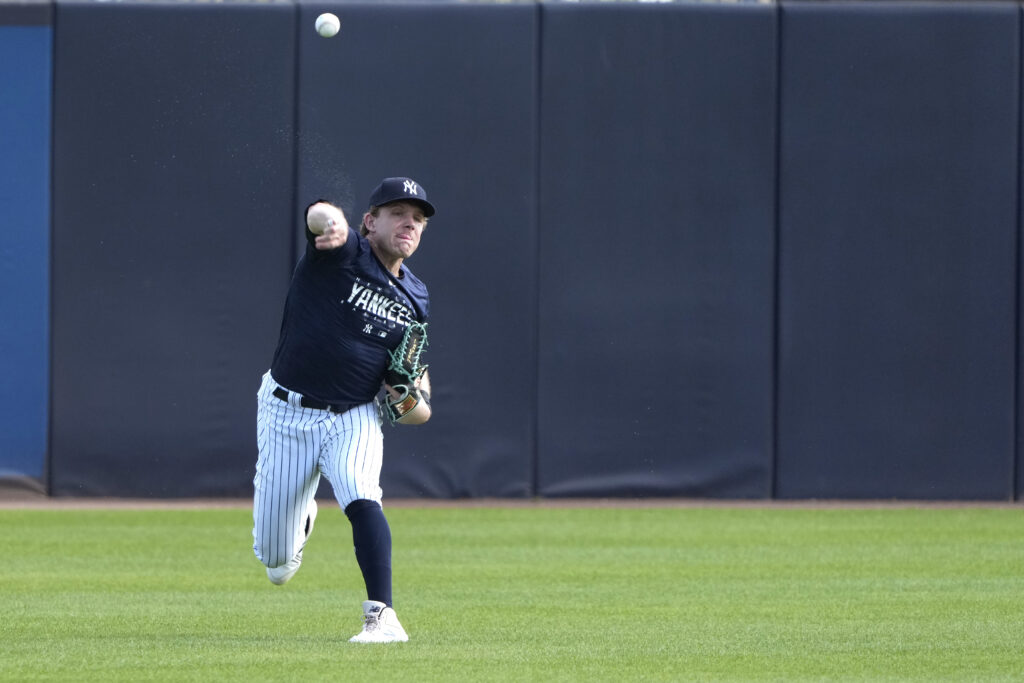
[349,600,409,643]
[266,499,318,586]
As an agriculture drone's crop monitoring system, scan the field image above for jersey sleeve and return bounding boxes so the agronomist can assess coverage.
[396,267,430,323]
[304,224,360,261]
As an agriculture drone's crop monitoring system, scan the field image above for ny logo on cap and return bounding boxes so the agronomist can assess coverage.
[403,180,419,196]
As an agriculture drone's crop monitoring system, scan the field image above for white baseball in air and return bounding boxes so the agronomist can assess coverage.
[315,13,340,38]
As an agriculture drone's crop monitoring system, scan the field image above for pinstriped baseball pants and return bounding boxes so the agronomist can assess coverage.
[252,371,384,569]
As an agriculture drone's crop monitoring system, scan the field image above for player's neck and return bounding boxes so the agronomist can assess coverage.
[370,243,403,277]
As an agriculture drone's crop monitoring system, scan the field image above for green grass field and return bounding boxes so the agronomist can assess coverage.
[1,504,1022,681]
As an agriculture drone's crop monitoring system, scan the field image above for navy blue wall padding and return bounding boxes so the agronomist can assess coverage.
[0,24,51,483]
[776,2,1019,499]
[49,2,298,496]
[0,2,51,25]
[1018,3,1024,504]
[33,0,1024,500]
[536,4,778,498]
[296,3,539,498]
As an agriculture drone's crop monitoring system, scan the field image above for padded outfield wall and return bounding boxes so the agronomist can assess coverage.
[0,3,51,490]
[0,0,1022,500]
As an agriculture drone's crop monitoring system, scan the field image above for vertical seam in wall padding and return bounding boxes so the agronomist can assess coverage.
[46,1,57,496]
[531,2,544,498]
[1013,3,1022,501]
[770,1,784,500]
[290,2,301,269]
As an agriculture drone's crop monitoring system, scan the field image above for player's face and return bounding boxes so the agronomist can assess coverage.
[366,201,427,261]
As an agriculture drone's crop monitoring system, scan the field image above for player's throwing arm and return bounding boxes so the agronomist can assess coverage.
[308,202,349,250]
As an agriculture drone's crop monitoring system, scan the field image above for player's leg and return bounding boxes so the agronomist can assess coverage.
[252,372,323,584]
[322,401,407,642]
[326,401,385,508]
[345,498,392,606]
[345,500,407,643]
[324,401,388,602]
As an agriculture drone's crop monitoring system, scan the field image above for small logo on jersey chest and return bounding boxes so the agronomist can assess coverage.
[362,323,387,338]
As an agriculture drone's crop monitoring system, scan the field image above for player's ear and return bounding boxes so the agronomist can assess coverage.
[362,212,375,233]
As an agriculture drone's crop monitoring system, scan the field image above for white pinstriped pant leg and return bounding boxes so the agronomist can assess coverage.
[320,401,384,510]
[252,372,324,569]
[252,372,385,570]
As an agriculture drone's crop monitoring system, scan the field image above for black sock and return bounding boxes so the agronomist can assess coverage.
[344,499,392,607]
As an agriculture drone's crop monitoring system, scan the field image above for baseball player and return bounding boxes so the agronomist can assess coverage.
[252,177,435,644]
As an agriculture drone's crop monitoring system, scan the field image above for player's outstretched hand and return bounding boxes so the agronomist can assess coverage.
[315,221,347,250]
[308,202,349,250]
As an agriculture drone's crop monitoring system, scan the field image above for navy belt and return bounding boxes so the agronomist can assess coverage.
[272,387,353,415]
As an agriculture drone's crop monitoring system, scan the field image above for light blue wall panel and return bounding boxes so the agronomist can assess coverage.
[0,25,51,481]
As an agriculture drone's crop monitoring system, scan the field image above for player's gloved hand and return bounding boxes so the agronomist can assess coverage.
[383,322,430,425]
[384,382,431,425]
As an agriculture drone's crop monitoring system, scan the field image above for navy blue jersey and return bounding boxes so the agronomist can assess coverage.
[270,225,429,406]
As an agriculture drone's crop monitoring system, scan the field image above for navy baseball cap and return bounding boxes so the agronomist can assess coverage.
[368,177,435,217]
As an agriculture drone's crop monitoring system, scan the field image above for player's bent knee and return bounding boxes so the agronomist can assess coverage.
[344,498,382,519]
[253,545,284,570]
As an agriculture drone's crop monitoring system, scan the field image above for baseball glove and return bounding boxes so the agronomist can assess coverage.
[383,321,429,424]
